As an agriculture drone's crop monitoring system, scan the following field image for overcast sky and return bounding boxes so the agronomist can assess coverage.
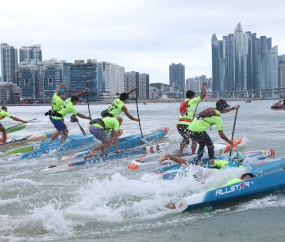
[1,0,284,84]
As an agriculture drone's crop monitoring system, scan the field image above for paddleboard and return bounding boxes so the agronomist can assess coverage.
[62,127,169,161]
[128,138,242,170]
[141,149,275,182]
[176,168,285,212]
[41,143,170,172]
[4,124,26,134]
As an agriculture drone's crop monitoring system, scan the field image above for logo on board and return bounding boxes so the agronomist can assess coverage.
[215,181,254,196]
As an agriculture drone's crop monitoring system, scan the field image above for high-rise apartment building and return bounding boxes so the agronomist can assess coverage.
[124,71,138,99]
[98,62,124,96]
[19,45,42,62]
[186,75,212,94]
[212,23,278,95]
[124,71,149,99]
[70,59,101,102]
[279,56,285,97]
[1,43,18,83]
[169,63,185,93]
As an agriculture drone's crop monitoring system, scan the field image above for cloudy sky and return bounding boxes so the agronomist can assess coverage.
[1,0,284,84]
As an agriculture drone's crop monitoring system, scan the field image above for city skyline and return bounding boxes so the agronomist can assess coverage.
[1,0,285,84]
[212,23,278,95]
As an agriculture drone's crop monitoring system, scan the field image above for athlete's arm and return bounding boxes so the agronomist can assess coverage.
[55,83,65,94]
[10,116,28,123]
[218,130,233,145]
[75,88,89,97]
[199,82,207,100]
[221,104,240,114]
[158,153,192,166]
[115,87,138,99]
[121,106,140,122]
[112,130,121,152]
[126,87,137,95]
[76,112,91,120]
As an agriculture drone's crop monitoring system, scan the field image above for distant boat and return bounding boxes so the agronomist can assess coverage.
[245,100,251,103]
[143,102,147,105]
[271,100,285,109]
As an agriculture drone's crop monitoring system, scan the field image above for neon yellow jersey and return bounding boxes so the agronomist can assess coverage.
[92,117,120,135]
[0,110,11,120]
[52,93,64,111]
[214,159,229,168]
[51,98,78,120]
[223,178,242,187]
[189,108,223,132]
[107,99,125,116]
[177,96,201,125]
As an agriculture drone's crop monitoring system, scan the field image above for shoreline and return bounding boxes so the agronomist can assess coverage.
[2,97,278,106]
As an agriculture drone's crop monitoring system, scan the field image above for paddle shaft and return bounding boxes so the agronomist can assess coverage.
[5,118,37,131]
[135,91,144,139]
[229,109,239,159]
[86,90,91,117]
[193,102,199,119]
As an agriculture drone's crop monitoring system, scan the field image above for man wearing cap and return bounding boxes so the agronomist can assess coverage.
[52,83,65,111]
[188,99,240,165]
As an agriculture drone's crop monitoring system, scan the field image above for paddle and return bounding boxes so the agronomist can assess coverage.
[229,109,239,160]
[5,118,37,132]
[70,114,86,136]
[86,90,91,118]
[135,90,146,142]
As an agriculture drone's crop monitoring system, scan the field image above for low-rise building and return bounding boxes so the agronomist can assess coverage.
[0,82,20,104]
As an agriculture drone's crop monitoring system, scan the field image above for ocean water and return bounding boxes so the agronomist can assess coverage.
[0,100,284,242]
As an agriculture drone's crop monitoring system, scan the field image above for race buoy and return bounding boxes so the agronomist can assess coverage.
[0,135,7,142]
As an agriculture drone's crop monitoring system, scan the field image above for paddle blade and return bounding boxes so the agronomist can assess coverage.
[79,125,86,136]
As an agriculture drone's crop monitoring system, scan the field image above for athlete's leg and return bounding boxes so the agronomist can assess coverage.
[88,138,111,155]
[0,126,7,145]
[191,132,206,163]
[50,130,60,141]
[60,128,69,144]
[88,126,110,155]
[190,135,197,155]
[202,132,214,159]
[177,125,190,156]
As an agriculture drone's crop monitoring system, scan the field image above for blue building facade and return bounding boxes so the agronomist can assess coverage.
[18,69,37,100]
[43,68,63,100]
[70,62,101,102]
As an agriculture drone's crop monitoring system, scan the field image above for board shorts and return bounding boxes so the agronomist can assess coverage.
[90,126,108,141]
[177,124,192,145]
[190,131,214,161]
[49,117,67,132]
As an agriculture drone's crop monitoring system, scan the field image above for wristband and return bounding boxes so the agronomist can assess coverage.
[232,107,234,110]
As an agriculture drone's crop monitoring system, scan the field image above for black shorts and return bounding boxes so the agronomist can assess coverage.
[177,124,191,141]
